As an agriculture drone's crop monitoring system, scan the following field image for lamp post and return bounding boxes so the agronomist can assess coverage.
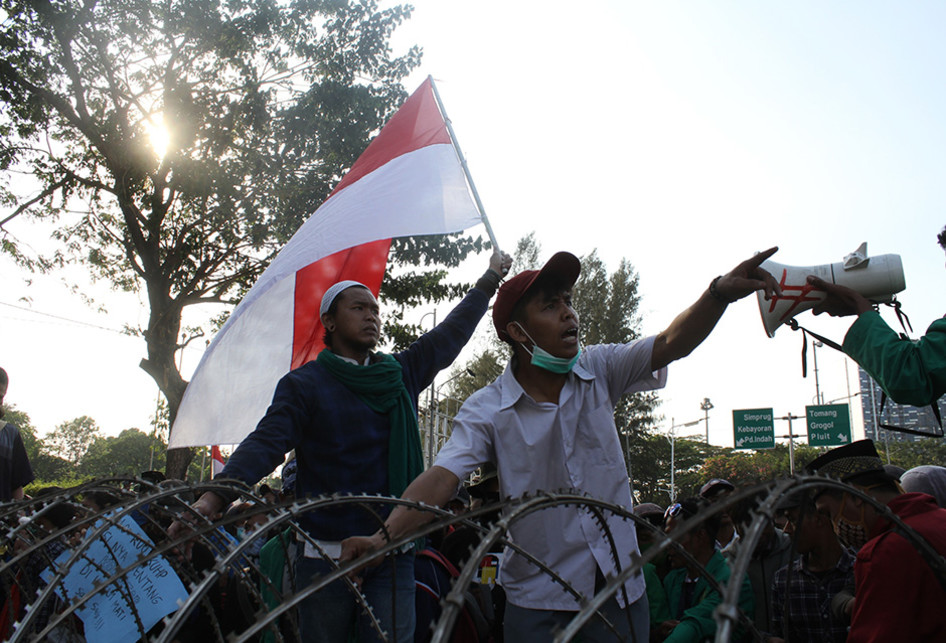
[700,397,714,443]
[666,417,702,502]
[419,310,437,464]
[812,340,824,405]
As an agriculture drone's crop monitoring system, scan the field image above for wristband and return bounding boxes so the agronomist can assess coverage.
[709,275,735,304]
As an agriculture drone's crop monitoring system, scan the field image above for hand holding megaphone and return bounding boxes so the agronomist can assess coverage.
[806,275,875,318]
[756,242,906,337]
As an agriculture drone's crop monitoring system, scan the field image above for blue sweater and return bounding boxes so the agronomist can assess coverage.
[221,287,489,540]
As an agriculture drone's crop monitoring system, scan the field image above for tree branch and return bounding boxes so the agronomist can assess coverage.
[0,179,69,227]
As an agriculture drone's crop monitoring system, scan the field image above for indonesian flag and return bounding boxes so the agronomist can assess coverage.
[170,77,486,448]
[210,446,226,478]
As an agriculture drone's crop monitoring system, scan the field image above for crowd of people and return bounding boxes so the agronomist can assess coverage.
[2,226,945,642]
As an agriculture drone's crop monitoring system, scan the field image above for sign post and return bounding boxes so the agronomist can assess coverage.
[806,404,852,447]
[733,408,775,450]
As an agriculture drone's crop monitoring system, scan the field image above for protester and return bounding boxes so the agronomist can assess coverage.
[900,464,946,508]
[769,491,854,643]
[0,367,35,502]
[170,250,512,643]
[633,502,671,634]
[807,438,946,641]
[342,247,780,641]
[698,478,738,551]
[659,498,754,643]
[724,488,794,635]
[4,490,77,639]
[807,224,946,407]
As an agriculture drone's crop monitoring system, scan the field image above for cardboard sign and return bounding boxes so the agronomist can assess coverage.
[44,513,189,643]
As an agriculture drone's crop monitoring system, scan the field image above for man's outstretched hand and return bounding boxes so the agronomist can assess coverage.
[714,246,782,303]
[806,275,873,317]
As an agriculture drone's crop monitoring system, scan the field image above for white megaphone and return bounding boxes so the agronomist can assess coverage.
[757,242,906,337]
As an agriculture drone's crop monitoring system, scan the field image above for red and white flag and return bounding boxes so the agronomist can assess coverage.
[210,446,226,478]
[170,78,486,448]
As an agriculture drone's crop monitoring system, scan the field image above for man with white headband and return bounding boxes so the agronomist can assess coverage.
[175,250,511,643]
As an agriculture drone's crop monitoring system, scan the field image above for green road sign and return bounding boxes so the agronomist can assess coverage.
[806,404,852,447]
[733,408,775,450]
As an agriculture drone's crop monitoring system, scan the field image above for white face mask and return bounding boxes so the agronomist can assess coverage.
[513,323,581,374]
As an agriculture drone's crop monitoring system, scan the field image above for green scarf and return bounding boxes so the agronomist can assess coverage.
[316,349,424,497]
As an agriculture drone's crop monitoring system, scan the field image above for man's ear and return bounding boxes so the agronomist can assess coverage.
[321,313,335,333]
[506,320,529,344]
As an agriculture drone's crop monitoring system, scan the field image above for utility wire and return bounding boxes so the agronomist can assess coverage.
[0,300,128,335]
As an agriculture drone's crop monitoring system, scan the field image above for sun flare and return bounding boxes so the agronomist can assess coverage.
[144,116,170,160]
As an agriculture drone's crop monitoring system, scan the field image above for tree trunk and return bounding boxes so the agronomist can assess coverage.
[138,295,193,480]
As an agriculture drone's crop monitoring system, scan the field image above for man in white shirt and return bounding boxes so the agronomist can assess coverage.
[342,248,779,641]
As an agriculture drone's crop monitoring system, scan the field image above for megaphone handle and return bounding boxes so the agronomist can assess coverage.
[884,298,914,336]
[788,319,844,379]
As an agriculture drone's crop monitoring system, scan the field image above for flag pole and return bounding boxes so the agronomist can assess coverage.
[428,76,501,253]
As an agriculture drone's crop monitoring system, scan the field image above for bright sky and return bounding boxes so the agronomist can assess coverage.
[2,1,944,451]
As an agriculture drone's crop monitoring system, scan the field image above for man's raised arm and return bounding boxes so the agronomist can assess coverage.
[651,247,780,372]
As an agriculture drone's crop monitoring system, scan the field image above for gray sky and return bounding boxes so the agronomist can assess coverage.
[2,1,944,449]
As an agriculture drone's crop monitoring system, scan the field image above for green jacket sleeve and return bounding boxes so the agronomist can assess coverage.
[645,563,672,625]
[843,310,946,406]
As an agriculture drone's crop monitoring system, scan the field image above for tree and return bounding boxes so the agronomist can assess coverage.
[80,427,166,477]
[44,415,100,466]
[0,0,428,477]
[0,405,39,461]
[632,435,728,504]
[881,438,946,471]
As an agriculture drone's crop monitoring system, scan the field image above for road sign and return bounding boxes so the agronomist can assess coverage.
[733,408,775,450]
[806,404,852,447]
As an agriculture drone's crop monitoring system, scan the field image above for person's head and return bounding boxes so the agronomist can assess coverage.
[901,465,946,508]
[699,478,736,537]
[807,439,902,550]
[446,485,471,515]
[492,252,582,367]
[664,497,719,567]
[777,492,838,556]
[938,225,946,251]
[699,478,735,503]
[0,366,8,415]
[633,502,665,546]
[320,281,379,353]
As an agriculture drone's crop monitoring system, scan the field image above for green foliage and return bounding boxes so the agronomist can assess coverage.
[632,435,728,504]
[381,233,487,352]
[1,405,39,460]
[879,437,946,470]
[29,451,74,484]
[79,428,166,478]
[0,0,423,476]
[45,415,101,466]
[24,475,94,497]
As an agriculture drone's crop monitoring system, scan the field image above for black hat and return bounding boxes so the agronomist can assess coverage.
[699,478,735,499]
[806,439,887,483]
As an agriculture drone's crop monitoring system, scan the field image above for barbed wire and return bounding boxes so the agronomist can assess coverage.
[2,475,944,642]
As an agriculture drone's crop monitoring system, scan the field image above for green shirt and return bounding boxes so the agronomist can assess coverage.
[843,310,946,407]
[662,551,754,643]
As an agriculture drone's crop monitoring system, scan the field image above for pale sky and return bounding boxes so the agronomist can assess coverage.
[2,2,944,451]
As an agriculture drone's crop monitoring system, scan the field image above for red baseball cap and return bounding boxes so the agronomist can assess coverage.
[492,251,581,342]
